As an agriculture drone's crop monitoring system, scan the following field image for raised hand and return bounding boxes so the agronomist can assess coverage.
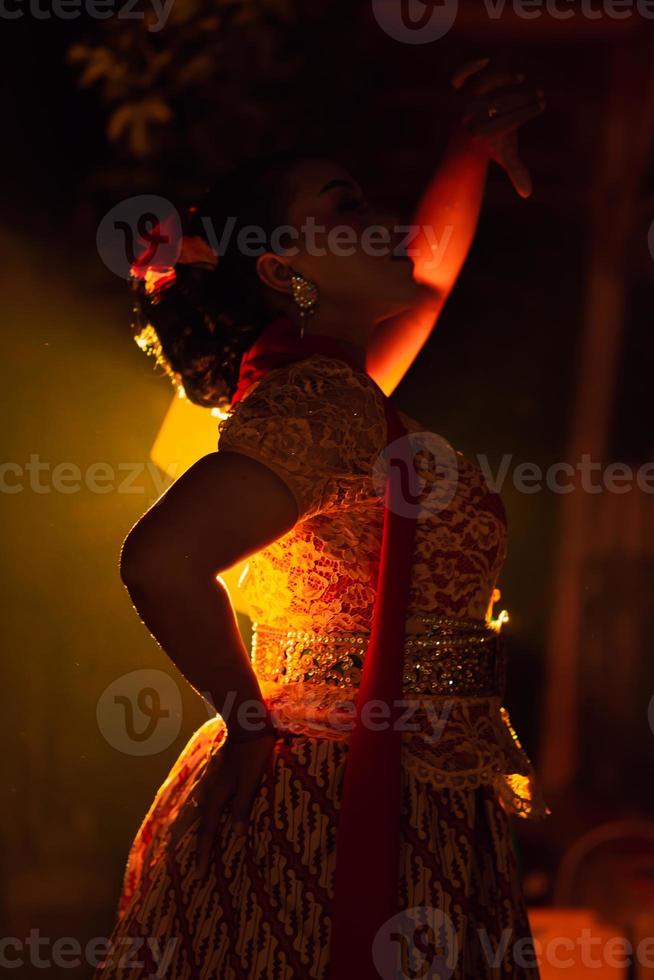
[452,57,546,198]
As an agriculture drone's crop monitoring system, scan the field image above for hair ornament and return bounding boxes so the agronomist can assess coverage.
[129,210,219,301]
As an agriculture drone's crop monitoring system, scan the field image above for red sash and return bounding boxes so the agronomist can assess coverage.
[232,316,417,979]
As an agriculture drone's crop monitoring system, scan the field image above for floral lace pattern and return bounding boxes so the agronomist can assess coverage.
[217,355,549,820]
[258,681,549,819]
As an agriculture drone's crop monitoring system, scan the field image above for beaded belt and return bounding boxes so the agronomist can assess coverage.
[251,614,507,698]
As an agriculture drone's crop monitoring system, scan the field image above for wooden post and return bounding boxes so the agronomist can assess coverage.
[539,40,654,792]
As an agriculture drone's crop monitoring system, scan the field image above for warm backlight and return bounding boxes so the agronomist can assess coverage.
[150,392,250,614]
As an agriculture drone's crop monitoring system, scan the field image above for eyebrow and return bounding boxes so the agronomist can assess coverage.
[319,178,357,195]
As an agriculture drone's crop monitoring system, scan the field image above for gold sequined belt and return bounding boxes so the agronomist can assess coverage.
[251,614,507,697]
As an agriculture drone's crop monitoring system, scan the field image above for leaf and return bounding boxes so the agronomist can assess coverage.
[177,54,214,87]
[106,104,134,143]
[66,43,90,64]
[78,48,115,88]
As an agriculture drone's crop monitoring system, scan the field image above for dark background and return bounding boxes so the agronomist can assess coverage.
[2,6,653,975]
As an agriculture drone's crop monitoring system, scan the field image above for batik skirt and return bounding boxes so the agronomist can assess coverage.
[94,717,540,979]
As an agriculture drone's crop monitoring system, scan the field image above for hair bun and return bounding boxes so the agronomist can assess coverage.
[130,150,308,410]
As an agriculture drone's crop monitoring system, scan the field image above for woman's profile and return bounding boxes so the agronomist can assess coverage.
[96,60,549,979]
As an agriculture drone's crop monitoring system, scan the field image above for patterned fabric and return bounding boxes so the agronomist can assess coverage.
[216,354,548,821]
[96,354,548,978]
[217,355,506,628]
[96,720,539,979]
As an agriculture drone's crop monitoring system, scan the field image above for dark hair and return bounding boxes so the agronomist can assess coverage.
[132,150,310,411]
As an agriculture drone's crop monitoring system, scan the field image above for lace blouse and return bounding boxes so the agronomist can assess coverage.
[217,354,549,820]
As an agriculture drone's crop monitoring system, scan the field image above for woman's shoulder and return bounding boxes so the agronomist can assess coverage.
[217,354,387,521]
[251,352,379,395]
[224,354,387,428]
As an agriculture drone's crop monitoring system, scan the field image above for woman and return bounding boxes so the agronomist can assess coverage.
[97,61,549,979]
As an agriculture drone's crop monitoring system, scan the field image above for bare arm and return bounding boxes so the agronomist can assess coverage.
[365,133,489,396]
[366,60,545,396]
[119,450,298,734]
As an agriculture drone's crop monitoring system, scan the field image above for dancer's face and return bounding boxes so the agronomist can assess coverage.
[257,158,422,325]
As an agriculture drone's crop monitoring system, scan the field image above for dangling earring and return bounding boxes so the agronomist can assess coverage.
[290,271,319,339]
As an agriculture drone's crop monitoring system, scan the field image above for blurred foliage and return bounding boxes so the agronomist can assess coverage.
[67,0,377,194]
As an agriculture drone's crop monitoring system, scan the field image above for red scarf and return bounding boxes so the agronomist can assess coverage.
[232,316,417,979]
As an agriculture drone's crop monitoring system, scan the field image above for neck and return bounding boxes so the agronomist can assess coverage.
[300,309,371,371]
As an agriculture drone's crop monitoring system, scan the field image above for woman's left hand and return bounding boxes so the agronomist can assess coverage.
[171,732,277,878]
[452,58,546,198]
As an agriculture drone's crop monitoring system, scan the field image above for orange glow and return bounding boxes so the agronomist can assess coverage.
[151,394,250,614]
[527,908,628,979]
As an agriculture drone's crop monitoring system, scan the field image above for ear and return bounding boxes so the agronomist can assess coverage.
[256,252,294,297]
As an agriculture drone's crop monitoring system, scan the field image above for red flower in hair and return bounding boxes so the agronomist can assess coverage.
[129,215,219,298]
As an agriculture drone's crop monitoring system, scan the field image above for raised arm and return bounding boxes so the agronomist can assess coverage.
[366,59,546,396]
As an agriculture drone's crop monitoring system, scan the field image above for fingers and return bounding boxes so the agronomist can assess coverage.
[196,784,234,877]
[464,92,546,140]
[453,57,545,149]
[451,57,490,91]
[452,61,526,98]
[231,777,259,837]
[499,134,533,198]
[169,767,212,847]
[169,799,201,848]
[471,71,524,98]
[231,736,277,835]
[170,752,229,866]
[172,737,277,879]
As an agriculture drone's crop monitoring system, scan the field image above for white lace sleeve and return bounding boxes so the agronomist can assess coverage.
[217,355,386,522]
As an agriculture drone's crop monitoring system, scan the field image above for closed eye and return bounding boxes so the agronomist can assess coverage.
[339,197,369,213]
